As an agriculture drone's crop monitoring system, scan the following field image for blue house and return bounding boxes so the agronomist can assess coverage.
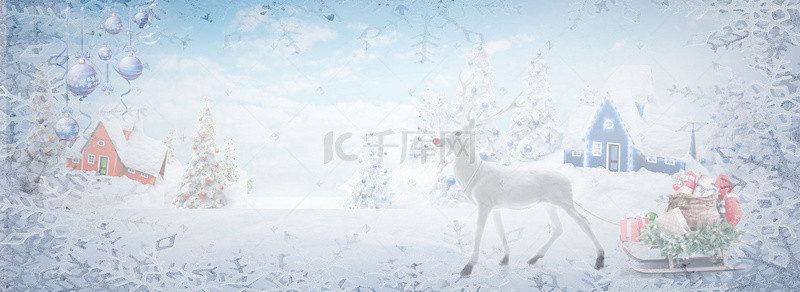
[562,97,686,174]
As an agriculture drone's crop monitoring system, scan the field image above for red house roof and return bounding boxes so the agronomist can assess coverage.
[66,104,167,176]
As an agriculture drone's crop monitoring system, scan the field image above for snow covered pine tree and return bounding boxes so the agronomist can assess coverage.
[164,128,177,159]
[507,52,563,160]
[22,69,64,182]
[456,44,509,164]
[344,133,393,208]
[409,89,445,164]
[174,97,227,208]
[220,138,240,182]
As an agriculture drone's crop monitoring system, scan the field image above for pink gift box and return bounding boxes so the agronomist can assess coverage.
[620,215,649,242]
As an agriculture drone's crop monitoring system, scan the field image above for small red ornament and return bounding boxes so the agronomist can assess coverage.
[214,164,219,168]
[183,193,190,199]
[215,149,219,153]
[202,156,207,160]
[205,177,211,183]
[199,192,207,198]
[220,186,224,190]
[189,174,194,177]
[45,150,52,155]
[193,146,197,150]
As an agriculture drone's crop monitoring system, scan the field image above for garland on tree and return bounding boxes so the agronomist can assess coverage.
[639,221,743,260]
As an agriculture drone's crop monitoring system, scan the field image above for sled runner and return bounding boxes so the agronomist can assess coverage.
[618,241,744,273]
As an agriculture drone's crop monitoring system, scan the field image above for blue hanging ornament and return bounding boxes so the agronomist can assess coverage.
[524,145,532,153]
[479,152,488,160]
[103,13,123,35]
[118,52,143,80]
[134,9,149,28]
[507,140,513,147]
[481,102,488,108]
[55,113,80,142]
[98,44,113,61]
[446,177,456,186]
[66,58,100,96]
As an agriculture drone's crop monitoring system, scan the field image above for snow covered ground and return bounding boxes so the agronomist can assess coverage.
[67,152,749,290]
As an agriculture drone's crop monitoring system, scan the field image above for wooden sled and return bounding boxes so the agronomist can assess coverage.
[618,241,745,273]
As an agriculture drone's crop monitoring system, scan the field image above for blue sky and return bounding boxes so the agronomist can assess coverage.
[77,1,752,197]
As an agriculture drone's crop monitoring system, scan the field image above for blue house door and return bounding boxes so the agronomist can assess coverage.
[607,143,620,172]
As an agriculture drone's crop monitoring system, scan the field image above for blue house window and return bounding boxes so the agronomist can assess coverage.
[665,159,676,166]
[571,150,582,157]
[591,142,602,156]
[646,156,657,163]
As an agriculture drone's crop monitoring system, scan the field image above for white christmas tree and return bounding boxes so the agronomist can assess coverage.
[507,52,563,160]
[174,97,227,209]
[409,89,446,164]
[163,128,177,159]
[455,44,509,164]
[24,69,63,168]
[431,150,466,206]
[220,138,240,182]
[344,133,393,209]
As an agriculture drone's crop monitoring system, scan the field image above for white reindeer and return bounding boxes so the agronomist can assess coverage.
[436,111,605,278]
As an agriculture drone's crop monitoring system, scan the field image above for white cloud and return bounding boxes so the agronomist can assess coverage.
[484,39,512,54]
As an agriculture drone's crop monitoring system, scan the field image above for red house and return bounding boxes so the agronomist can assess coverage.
[66,105,167,185]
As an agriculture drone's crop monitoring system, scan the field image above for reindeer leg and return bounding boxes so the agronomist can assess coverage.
[563,205,605,269]
[493,210,509,265]
[461,206,490,278]
[528,205,563,265]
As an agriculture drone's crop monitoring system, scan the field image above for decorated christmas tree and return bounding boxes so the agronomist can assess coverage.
[507,52,563,160]
[174,97,226,209]
[344,133,393,209]
[220,138,240,182]
[455,44,509,164]
[409,89,446,164]
[164,128,177,159]
[24,69,64,169]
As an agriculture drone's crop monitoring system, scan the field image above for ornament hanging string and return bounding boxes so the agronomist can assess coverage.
[77,96,93,138]
[53,8,71,112]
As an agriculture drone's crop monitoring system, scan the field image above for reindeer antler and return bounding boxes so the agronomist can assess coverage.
[475,91,525,123]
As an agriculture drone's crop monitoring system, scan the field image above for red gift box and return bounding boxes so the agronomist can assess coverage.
[620,214,649,242]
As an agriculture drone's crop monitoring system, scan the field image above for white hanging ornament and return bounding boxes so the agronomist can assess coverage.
[103,13,123,35]
[118,51,143,80]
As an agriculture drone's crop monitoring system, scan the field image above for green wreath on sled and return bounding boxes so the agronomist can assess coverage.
[639,222,743,259]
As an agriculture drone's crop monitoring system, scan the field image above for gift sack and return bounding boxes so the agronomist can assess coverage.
[656,208,689,235]
[666,192,721,230]
[725,196,743,226]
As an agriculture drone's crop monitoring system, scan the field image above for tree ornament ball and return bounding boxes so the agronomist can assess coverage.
[479,152,488,160]
[98,44,113,61]
[55,114,80,141]
[118,53,143,80]
[524,144,532,153]
[103,14,123,35]
[645,212,658,222]
[183,193,190,199]
[205,178,211,183]
[202,156,207,160]
[446,177,456,186]
[66,59,100,96]
[133,10,149,28]
[199,192,207,198]
[215,148,219,153]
